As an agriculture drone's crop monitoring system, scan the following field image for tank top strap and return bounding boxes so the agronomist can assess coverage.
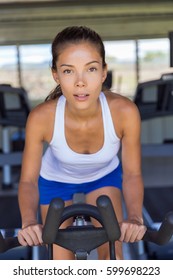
[99,92,118,141]
[50,94,66,145]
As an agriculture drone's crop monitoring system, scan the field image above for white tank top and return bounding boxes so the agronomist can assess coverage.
[40,92,120,183]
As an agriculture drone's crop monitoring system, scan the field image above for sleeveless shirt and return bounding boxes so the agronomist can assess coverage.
[40,92,121,184]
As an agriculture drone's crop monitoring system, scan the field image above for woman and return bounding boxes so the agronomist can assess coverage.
[18,26,146,260]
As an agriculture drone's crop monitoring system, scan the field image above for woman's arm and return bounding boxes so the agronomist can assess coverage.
[116,98,146,242]
[121,102,144,223]
[18,107,46,246]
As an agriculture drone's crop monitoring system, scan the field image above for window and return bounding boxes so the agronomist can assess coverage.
[0,46,18,87]
[0,38,171,103]
[138,38,170,83]
[104,40,136,99]
[20,44,55,104]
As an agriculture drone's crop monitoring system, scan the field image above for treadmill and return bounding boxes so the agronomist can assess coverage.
[134,73,173,259]
[0,84,30,188]
[0,84,31,259]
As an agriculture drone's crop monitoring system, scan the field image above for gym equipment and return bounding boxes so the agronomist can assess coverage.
[134,72,173,121]
[0,195,173,260]
[43,195,120,260]
[169,31,173,67]
[0,193,33,260]
[0,84,31,258]
[0,84,30,188]
[134,73,173,259]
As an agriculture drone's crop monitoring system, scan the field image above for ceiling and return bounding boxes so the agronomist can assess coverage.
[0,0,173,45]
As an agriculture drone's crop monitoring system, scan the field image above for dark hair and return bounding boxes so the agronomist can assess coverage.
[45,26,107,101]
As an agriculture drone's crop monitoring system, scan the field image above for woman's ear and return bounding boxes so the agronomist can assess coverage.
[102,64,108,83]
[52,69,59,84]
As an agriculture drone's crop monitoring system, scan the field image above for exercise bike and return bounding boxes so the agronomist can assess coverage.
[0,195,173,260]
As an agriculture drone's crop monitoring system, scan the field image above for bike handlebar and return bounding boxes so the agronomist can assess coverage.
[0,195,173,254]
[96,195,121,241]
[143,211,173,245]
[0,232,20,253]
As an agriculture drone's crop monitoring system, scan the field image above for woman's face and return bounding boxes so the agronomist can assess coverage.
[52,42,107,111]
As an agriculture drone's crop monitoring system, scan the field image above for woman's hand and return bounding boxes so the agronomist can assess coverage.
[18,224,43,246]
[119,220,147,243]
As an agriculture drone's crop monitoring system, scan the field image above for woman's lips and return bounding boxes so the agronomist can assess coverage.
[74,94,89,101]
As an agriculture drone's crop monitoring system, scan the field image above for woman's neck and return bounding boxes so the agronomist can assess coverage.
[65,99,101,124]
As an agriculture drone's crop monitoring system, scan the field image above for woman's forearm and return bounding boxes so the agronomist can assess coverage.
[122,174,144,223]
[18,182,40,228]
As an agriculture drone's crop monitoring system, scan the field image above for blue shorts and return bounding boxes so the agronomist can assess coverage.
[38,164,122,204]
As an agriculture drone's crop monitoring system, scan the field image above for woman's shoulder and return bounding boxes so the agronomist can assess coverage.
[104,90,141,130]
[25,98,59,142]
[104,91,141,138]
[104,90,138,113]
[26,99,57,132]
[28,99,58,122]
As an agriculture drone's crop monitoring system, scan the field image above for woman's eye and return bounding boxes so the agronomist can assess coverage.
[63,69,72,74]
[89,67,97,72]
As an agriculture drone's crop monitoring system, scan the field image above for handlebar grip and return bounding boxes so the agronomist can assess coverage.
[0,232,20,253]
[96,195,121,241]
[143,211,173,245]
[42,197,64,244]
[0,231,6,253]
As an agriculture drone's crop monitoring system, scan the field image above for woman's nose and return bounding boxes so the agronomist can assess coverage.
[75,73,86,87]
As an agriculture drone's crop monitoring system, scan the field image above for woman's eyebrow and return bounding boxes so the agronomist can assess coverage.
[86,61,100,65]
[60,61,100,67]
[60,64,73,67]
